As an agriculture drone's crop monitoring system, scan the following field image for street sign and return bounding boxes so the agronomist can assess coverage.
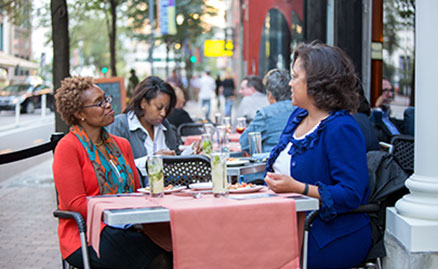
[204,40,233,57]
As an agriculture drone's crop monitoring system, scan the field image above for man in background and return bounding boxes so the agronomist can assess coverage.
[235,75,269,122]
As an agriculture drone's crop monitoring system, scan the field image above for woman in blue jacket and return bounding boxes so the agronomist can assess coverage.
[264,42,371,268]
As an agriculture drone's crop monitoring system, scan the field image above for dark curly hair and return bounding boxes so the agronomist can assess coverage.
[292,42,359,112]
[124,76,176,118]
[55,76,95,125]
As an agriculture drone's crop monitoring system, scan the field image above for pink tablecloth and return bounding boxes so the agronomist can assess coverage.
[88,192,301,268]
[86,196,160,257]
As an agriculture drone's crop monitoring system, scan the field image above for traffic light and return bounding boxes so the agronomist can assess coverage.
[190,56,197,63]
[102,67,108,74]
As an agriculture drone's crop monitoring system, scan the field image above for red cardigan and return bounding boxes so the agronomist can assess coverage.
[52,132,141,259]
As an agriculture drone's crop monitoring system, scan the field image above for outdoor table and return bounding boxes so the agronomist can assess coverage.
[103,194,318,225]
[90,191,319,268]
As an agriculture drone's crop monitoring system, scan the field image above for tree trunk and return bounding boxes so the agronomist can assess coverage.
[51,0,70,133]
[109,0,117,77]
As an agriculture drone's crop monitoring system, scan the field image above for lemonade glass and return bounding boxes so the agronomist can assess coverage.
[147,155,164,197]
[211,152,228,197]
[201,133,213,158]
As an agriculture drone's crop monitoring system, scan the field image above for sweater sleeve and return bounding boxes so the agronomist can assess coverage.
[53,137,91,218]
[320,119,369,218]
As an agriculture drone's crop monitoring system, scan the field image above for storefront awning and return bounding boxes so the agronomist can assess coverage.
[0,51,39,70]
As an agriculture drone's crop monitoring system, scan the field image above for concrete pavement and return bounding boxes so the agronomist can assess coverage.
[0,157,61,268]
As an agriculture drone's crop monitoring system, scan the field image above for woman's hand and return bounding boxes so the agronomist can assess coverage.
[154,149,176,156]
[192,140,202,154]
[264,172,302,193]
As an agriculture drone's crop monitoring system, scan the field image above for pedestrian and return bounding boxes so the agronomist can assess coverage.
[127,69,139,100]
[198,71,216,120]
[221,68,236,117]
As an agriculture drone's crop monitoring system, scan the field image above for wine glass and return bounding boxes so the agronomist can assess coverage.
[236,117,247,134]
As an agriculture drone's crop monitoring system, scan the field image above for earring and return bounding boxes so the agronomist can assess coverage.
[81,118,85,121]
[141,106,145,110]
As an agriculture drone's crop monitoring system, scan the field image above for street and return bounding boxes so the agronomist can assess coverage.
[0,110,55,183]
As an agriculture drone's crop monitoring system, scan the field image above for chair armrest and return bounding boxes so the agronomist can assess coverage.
[304,210,320,231]
[379,141,394,154]
[304,203,380,232]
[53,209,86,233]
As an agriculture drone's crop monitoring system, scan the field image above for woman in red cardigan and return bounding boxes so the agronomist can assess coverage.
[53,76,171,268]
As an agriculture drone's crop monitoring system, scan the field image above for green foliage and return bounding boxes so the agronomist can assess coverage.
[0,0,32,27]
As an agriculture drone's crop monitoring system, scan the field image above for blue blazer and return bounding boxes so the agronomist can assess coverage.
[266,108,370,248]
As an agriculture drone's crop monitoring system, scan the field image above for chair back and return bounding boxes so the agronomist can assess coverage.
[162,155,211,186]
[390,135,414,175]
[177,122,203,137]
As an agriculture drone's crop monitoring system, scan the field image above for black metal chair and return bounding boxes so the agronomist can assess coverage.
[177,122,203,137]
[302,150,409,269]
[160,155,211,186]
[390,135,414,175]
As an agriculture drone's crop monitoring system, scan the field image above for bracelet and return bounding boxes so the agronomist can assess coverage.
[302,183,309,196]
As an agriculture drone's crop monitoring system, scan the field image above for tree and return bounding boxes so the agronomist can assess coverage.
[74,0,127,77]
[50,0,70,133]
[127,0,216,81]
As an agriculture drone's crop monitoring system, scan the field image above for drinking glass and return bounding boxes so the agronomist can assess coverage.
[248,132,262,156]
[147,155,164,197]
[203,123,215,137]
[236,117,247,134]
[216,125,227,152]
[214,113,222,125]
[211,152,228,197]
[201,133,213,158]
[222,117,232,134]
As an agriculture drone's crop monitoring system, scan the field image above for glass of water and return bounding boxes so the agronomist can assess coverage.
[147,155,164,197]
[211,152,228,197]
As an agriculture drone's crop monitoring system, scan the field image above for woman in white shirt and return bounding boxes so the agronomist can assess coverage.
[107,76,179,184]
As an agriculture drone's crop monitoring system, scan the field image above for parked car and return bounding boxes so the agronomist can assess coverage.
[0,84,54,113]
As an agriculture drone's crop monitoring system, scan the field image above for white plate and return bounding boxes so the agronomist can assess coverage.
[226,159,250,167]
[189,182,213,190]
[137,185,186,194]
[228,185,265,193]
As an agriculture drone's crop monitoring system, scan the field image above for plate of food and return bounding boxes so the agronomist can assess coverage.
[226,157,250,167]
[188,182,213,190]
[228,182,265,193]
[137,185,186,194]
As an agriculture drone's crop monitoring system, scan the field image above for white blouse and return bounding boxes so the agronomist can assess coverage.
[272,123,320,176]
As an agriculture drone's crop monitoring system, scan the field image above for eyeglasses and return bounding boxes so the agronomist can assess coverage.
[82,95,112,109]
[382,88,394,93]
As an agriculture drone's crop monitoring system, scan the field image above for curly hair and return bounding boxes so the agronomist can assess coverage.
[124,76,176,118]
[292,42,359,112]
[55,76,95,125]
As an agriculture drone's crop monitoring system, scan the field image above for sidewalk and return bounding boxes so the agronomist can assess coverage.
[0,157,61,268]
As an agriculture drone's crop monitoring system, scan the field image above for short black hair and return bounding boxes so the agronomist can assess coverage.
[124,76,176,118]
[242,75,264,94]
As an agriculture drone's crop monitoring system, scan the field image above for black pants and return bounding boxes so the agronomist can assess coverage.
[66,226,168,269]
